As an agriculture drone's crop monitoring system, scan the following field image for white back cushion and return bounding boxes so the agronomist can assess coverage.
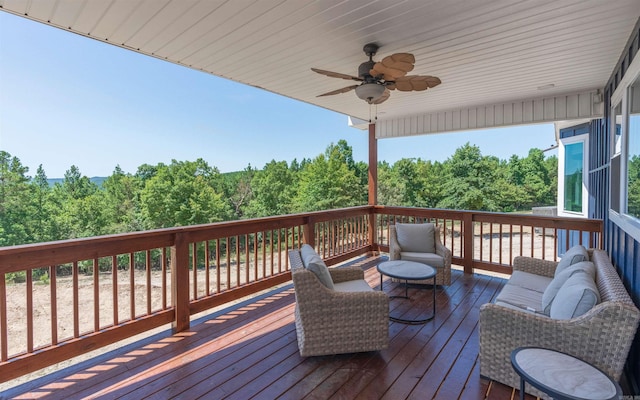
[395,223,436,253]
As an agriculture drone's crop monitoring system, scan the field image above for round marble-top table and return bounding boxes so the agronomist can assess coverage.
[510,347,622,400]
[376,260,436,324]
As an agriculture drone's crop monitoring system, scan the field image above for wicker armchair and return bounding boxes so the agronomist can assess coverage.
[389,223,452,285]
[288,247,389,357]
[479,249,640,397]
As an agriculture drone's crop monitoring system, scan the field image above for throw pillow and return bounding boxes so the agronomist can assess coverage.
[300,244,319,267]
[555,245,589,276]
[549,271,600,319]
[541,261,596,315]
[395,223,436,253]
[306,255,335,290]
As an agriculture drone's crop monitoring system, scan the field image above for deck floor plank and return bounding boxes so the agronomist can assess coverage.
[319,271,470,399]
[357,273,493,400]
[3,256,537,400]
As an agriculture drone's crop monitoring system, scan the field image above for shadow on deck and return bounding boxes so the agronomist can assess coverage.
[2,255,535,399]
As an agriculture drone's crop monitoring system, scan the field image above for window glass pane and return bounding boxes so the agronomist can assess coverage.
[564,142,583,212]
[627,75,640,219]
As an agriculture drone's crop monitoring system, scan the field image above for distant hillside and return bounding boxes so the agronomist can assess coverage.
[47,177,106,188]
[46,172,239,188]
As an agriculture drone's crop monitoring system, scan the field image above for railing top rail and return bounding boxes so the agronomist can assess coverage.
[0,206,373,272]
[373,206,603,229]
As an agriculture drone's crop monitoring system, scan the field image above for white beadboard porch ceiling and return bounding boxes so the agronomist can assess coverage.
[1,0,639,137]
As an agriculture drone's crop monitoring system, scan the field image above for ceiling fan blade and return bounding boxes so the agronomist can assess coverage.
[311,68,362,81]
[370,53,415,79]
[392,75,442,91]
[317,85,359,97]
[371,89,391,104]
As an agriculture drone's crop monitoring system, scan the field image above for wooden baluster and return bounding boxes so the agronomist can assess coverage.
[479,222,484,262]
[205,241,211,297]
[129,253,135,320]
[542,228,546,260]
[216,240,221,294]
[245,234,250,284]
[509,225,513,266]
[162,248,168,310]
[252,232,264,280]
[226,237,231,290]
[261,232,266,279]
[146,250,151,315]
[93,258,100,331]
[0,272,7,361]
[26,269,33,352]
[111,256,118,326]
[50,265,58,345]
[192,242,198,300]
[73,261,79,338]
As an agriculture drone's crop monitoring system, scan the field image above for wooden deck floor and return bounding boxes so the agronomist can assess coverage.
[3,256,536,400]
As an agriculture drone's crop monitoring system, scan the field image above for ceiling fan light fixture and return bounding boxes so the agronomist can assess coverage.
[355,83,385,103]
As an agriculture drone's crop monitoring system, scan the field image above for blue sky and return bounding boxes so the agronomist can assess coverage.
[0,12,556,179]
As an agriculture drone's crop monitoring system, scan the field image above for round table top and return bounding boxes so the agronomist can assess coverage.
[511,347,621,400]
[377,260,436,281]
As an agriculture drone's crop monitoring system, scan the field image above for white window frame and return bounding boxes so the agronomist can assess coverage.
[609,52,640,240]
[558,134,588,217]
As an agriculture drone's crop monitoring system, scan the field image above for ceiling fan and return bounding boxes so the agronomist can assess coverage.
[311,43,441,104]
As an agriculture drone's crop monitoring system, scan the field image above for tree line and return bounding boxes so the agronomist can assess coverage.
[0,140,557,247]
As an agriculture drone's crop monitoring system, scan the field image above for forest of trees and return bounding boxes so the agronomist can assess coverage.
[0,140,559,247]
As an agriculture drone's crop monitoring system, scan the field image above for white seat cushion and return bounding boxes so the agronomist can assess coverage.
[334,279,374,293]
[400,252,444,268]
[495,282,545,313]
[507,271,552,293]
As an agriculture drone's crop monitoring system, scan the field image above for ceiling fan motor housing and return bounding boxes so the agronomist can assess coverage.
[358,60,376,79]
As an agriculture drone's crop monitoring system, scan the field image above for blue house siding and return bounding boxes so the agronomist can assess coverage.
[601,17,640,393]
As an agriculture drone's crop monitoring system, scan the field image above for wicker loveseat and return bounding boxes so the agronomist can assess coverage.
[479,248,640,397]
[288,245,389,357]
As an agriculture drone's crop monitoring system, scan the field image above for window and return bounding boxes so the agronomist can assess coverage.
[627,75,640,219]
[610,52,640,240]
[564,142,584,212]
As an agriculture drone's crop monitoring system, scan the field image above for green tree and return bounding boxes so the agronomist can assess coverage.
[415,159,446,208]
[30,165,53,242]
[102,165,142,233]
[224,165,255,219]
[0,151,32,246]
[628,155,640,217]
[377,161,406,206]
[140,159,229,228]
[294,143,362,212]
[437,143,500,211]
[246,160,297,217]
[48,165,104,239]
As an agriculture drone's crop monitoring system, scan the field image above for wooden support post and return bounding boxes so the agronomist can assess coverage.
[463,213,474,274]
[303,217,315,247]
[368,122,378,206]
[368,208,378,254]
[171,232,190,332]
[368,123,378,253]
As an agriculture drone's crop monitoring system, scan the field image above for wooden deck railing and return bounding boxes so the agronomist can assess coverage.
[0,205,601,382]
[373,206,603,275]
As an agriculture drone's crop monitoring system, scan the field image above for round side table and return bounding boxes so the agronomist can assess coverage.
[377,260,436,324]
[510,347,622,400]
